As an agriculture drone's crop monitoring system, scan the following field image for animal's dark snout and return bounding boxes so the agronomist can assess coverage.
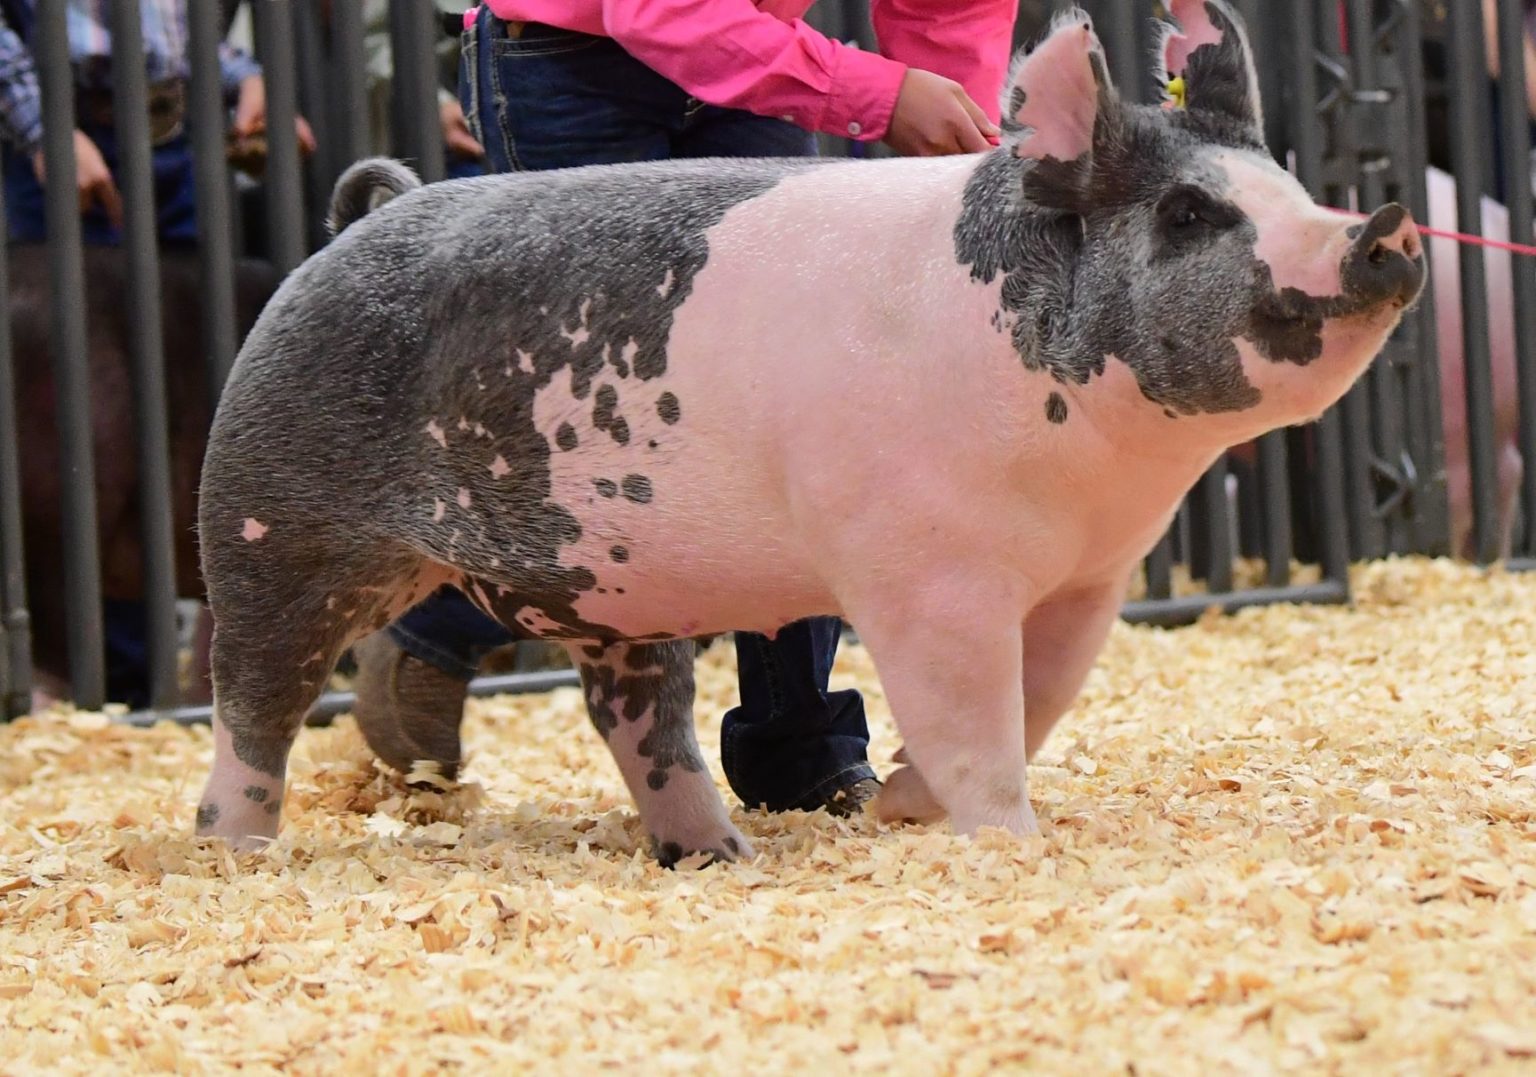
[1342,203,1426,309]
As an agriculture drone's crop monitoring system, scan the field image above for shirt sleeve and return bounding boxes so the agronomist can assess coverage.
[600,0,908,141]
[0,19,43,155]
[870,0,1019,126]
[218,42,262,96]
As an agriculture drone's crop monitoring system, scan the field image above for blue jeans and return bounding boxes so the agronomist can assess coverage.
[4,125,197,246]
[386,10,874,811]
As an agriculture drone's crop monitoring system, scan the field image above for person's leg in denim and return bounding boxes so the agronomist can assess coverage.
[361,10,873,814]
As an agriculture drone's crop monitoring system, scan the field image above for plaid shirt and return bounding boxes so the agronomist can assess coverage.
[0,0,261,154]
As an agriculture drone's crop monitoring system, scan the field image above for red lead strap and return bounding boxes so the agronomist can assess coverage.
[1326,206,1536,259]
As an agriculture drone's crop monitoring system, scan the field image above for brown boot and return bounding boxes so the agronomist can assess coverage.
[349,631,468,782]
[820,776,882,818]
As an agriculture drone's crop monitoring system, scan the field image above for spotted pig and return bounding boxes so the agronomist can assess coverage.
[193,1,1424,861]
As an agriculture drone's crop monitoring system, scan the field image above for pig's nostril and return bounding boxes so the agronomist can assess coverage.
[1367,243,1389,266]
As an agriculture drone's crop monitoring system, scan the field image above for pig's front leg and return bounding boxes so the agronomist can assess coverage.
[853,581,1036,836]
[568,640,753,867]
[1020,580,1127,758]
[875,580,1127,827]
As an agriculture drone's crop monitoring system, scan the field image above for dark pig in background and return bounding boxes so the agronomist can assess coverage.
[13,245,279,710]
[192,1,1424,862]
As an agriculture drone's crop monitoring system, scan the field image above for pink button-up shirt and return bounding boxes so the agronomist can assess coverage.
[473,1,1016,143]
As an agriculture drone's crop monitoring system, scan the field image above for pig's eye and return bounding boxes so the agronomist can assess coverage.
[1157,186,1241,251]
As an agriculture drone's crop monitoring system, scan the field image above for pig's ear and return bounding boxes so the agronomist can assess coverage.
[1000,10,1118,166]
[1157,0,1265,141]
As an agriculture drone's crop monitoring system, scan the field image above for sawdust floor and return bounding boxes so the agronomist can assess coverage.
[3,558,1536,1074]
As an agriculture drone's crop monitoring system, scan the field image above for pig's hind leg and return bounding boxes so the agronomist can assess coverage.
[195,523,438,849]
[568,640,753,866]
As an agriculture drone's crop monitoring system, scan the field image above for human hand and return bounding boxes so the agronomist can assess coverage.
[885,68,999,156]
[31,129,123,227]
[441,97,484,160]
[234,74,318,156]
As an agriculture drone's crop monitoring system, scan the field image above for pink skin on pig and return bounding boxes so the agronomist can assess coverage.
[535,150,1416,835]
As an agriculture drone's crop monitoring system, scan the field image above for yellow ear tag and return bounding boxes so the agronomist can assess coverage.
[1166,76,1187,109]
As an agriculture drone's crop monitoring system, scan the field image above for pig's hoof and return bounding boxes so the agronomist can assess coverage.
[872,765,947,825]
[651,830,755,869]
[194,801,279,851]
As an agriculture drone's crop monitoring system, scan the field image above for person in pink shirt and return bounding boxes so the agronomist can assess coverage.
[351,0,1019,819]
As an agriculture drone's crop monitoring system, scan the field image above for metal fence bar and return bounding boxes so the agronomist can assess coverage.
[1122,580,1350,628]
[1494,0,1536,559]
[1445,0,1501,564]
[0,182,29,719]
[293,1,333,252]
[1290,0,1352,593]
[391,0,447,183]
[122,668,583,729]
[37,1,105,709]
[1143,535,1173,601]
[187,0,240,406]
[1255,432,1292,585]
[254,0,307,274]
[1392,0,1449,555]
[1346,0,1411,555]
[1197,462,1235,592]
[329,1,371,184]
[109,0,179,709]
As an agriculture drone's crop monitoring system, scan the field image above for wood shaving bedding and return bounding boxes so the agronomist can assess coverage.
[2,557,1534,1074]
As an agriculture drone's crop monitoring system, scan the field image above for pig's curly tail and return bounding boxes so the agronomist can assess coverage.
[325,157,423,237]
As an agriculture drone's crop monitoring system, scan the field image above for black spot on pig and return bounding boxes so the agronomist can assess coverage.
[592,384,630,445]
[243,785,269,804]
[656,392,681,425]
[621,475,653,504]
[1045,392,1069,424]
[555,423,577,451]
[195,803,220,829]
[610,545,629,563]
[594,478,617,498]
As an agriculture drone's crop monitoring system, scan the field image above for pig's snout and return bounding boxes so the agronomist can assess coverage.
[1341,203,1425,310]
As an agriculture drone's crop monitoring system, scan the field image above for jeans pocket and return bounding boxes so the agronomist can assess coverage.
[459,28,483,148]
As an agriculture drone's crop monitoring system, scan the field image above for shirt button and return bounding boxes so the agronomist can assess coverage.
[847,121,862,136]
[781,113,794,123]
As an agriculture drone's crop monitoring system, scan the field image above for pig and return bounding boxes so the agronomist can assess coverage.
[191,0,1424,862]
[1425,165,1524,560]
[12,244,280,710]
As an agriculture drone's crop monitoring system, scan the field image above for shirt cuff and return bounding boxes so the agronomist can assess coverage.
[219,50,263,96]
[8,100,43,157]
[816,45,905,142]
